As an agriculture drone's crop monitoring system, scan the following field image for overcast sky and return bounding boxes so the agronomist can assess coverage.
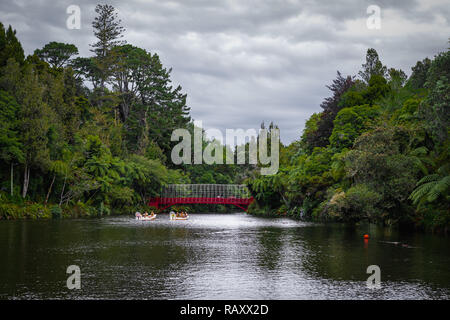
[0,0,449,144]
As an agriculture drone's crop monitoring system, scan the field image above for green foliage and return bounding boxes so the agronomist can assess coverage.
[0,10,448,234]
[301,72,354,151]
[0,201,51,220]
[362,74,390,104]
[344,126,418,211]
[320,185,383,222]
[250,46,449,232]
[329,104,380,152]
[0,23,24,67]
[419,51,450,147]
[338,85,365,109]
[0,90,23,163]
[410,163,449,206]
[34,42,79,68]
[406,58,432,90]
[358,48,387,83]
[0,9,248,220]
[51,205,62,219]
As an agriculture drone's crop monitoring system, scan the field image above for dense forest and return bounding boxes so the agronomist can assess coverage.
[247,47,450,233]
[0,4,250,219]
[0,5,448,233]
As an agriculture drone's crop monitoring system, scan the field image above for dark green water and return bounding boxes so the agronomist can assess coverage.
[0,213,449,299]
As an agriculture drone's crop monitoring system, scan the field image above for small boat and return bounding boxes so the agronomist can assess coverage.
[170,212,189,220]
[135,212,157,221]
[138,214,157,221]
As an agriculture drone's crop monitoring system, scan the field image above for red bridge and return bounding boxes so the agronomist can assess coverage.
[149,184,254,211]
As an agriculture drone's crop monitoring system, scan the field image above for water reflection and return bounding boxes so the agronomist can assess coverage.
[0,213,449,299]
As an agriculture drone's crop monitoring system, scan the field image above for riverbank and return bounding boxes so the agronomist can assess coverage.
[0,201,242,220]
[0,200,139,220]
[247,201,450,235]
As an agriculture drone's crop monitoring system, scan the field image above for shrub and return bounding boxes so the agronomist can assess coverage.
[51,205,62,219]
[344,184,383,221]
[320,184,382,222]
[0,203,51,219]
[0,203,21,219]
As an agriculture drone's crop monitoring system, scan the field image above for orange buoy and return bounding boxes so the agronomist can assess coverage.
[364,234,369,239]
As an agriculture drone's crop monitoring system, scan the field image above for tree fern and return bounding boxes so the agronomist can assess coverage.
[410,167,450,205]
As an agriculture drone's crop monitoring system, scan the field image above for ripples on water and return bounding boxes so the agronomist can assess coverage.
[0,213,449,299]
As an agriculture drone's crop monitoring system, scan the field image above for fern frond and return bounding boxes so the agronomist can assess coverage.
[416,174,439,186]
[410,181,436,204]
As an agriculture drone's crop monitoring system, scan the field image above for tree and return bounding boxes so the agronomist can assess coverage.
[419,51,450,147]
[0,58,21,95]
[90,4,126,89]
[344,126,419,219]
[124,50,191,157]
[362,74,390,105]
[110,44,147,121]
[70,57,101,89]
[358,48,387,83]
[387,68,407,86]
[34,42,79,68]
[301,71,354,151]
[0,90,23,196]
[300,112,321,150]
[0,23,24,67]
[16,64,51,198]
[407,57,432,90]
[329,104,380,152]
[320,71,355,113]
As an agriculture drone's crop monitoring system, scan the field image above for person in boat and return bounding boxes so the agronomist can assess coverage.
[150,211,155,217]
[143,211,148,217]
[135,212,142,219]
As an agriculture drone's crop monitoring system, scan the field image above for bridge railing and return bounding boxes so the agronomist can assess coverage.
[161,184,250,199]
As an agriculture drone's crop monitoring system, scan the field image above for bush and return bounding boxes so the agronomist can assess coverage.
[98,202,110,216]
[320,184,382,222]
[63,201,97,218]
[0,202,51,219]
[247,201,277,216]
[26,204,51,219]
[345,184,383,221]
[0,203,21,219]
[419,207,450,234]
[51,205,62,219]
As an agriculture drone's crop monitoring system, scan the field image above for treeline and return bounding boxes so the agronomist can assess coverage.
[247,48,449,232]
[0,4,248,219]
[1,3,448,230]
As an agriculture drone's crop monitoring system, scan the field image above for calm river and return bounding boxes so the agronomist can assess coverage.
[0,212,449,299]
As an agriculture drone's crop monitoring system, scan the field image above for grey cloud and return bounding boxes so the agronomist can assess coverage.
[0,0,448,143]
